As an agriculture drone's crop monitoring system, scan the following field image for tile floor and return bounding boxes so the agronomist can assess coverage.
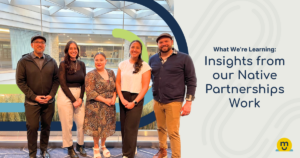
[0,147,172,158]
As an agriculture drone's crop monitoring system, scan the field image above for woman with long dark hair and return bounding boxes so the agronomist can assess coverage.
[116,40,151,158]
[84,52,117,158]
[57,41,87,158]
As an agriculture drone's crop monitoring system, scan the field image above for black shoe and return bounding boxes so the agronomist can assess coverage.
[76,143,87,156]
[68,145,79,158]
[40,150,50,158]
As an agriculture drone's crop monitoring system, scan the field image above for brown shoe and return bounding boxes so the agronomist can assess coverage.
[153,148,167,158]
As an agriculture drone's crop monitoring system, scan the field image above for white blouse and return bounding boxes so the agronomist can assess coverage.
[119,60,151,93]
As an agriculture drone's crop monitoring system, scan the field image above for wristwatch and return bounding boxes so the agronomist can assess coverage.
[133,100,138,105]
[185,94,195,101]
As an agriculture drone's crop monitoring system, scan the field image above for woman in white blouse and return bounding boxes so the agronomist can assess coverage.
[116,40,151,158]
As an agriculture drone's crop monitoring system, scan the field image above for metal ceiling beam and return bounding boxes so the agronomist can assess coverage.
[69,7,93,18]
[8,2,50,15]
[156,1,172,10]
[123,1,170,11]
[0,2,165,22]
[10,0,56,6]
[122,3,150,10]
[165,0,174,13]
[98,13,162,20]
[1,0,170,20]
[136,10,156,19]
[50,16,166,26]
[64,0,74,6]
[0,3,51,20]
[0,0,10,3]
[45,0,65,7]
[107,1,138,18]
[67,1,116,9]
[122,9,136,18]
[120,2,134,8]
[94,8,116,17]
[106,0,121,8]
[106,1,135,9]
[51,11,87,17]
[49,6,61,15]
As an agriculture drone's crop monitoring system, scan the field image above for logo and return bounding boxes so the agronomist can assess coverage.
[276,138,293,152]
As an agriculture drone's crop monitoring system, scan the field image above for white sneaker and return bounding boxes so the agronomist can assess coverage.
[123,156,128,158]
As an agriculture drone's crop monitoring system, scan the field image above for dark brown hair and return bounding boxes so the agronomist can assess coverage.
[94,52,106,59]
[129,40,143,74]
[64,41,79,75]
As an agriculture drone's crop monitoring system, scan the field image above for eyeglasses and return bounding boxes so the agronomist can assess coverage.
[33,41,46,45]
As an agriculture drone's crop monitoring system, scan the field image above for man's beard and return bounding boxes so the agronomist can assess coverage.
[35,48,44,54]
[160,46,172,53]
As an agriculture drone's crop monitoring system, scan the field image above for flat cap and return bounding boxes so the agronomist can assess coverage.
[156,33,173,43]
[31,35,46,43]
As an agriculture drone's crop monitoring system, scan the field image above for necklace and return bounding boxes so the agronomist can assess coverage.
[74,60,77,72]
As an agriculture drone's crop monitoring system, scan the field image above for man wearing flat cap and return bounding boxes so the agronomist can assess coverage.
[16,35,59,158]
[149,33,197,158]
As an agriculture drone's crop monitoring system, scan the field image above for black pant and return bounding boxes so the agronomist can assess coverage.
[25,102,55,156]
[119,91,144,158]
